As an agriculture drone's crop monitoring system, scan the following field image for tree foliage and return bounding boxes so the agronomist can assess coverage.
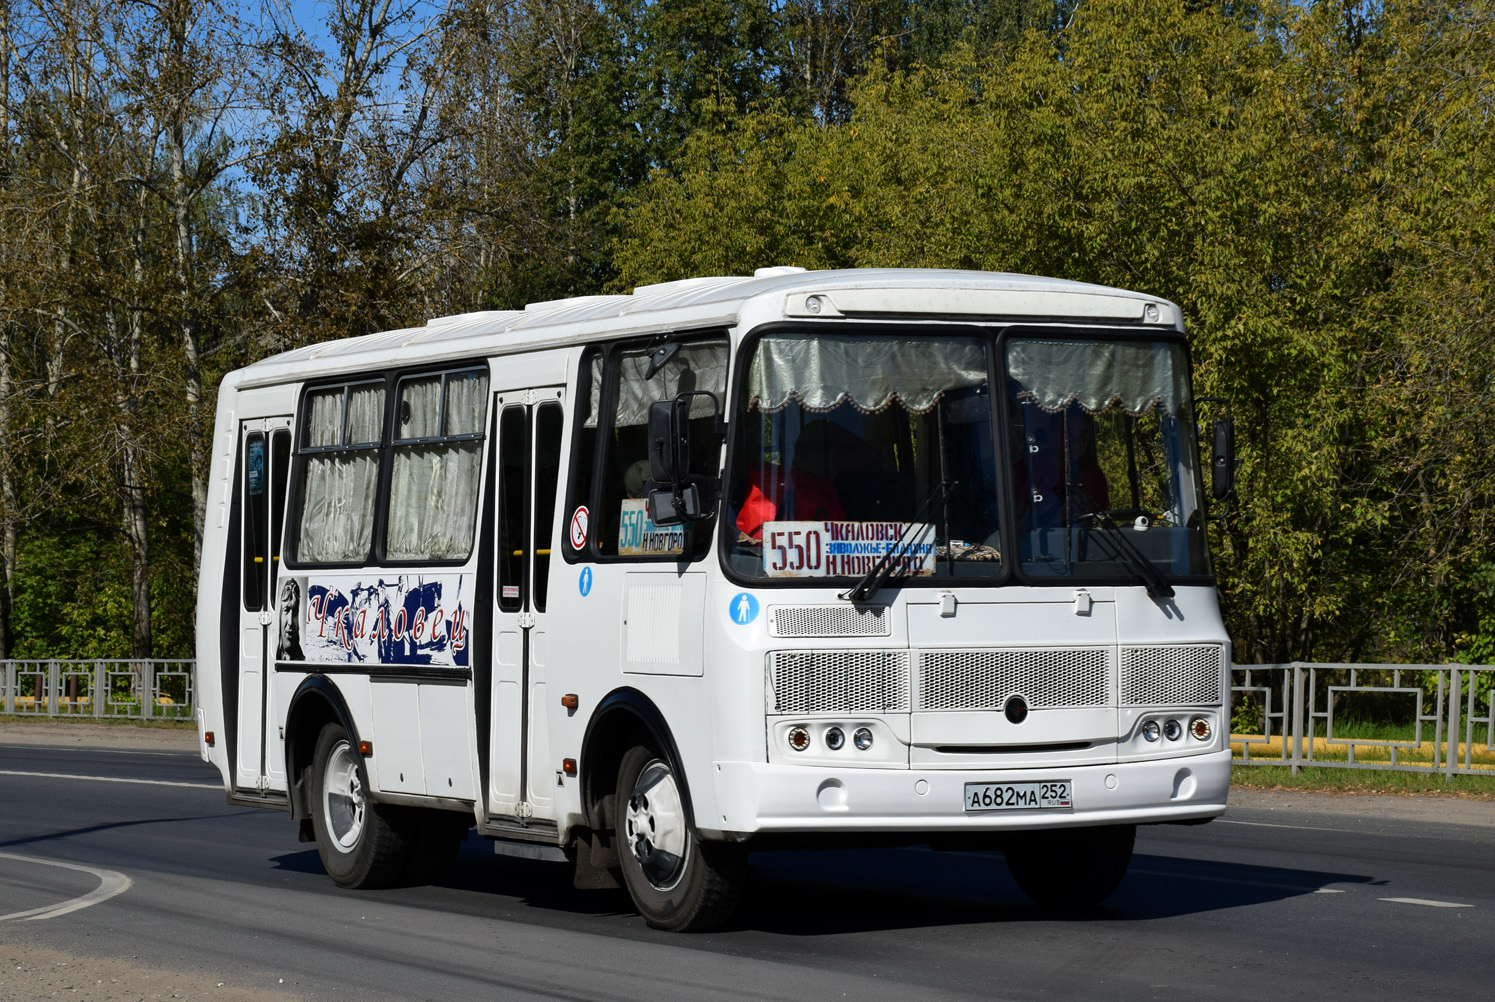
[0,0,1492,664]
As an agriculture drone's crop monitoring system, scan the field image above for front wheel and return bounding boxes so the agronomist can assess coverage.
[615,745,746,932]
[1004,824,1135,909]
[309,722,413,889]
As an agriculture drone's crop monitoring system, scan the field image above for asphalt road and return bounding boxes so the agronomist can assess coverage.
[2,741,1494,1001]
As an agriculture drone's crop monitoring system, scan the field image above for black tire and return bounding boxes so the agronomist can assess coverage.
[402,809,470,885]
[614,744,746,932]
[1004,824,1135,909]
[309,722,414,889]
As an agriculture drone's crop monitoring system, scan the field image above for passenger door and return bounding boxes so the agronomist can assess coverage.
[235,418,292,794]
[488,389,566,823]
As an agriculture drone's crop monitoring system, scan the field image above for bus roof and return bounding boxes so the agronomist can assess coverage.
[230,268,1179,390]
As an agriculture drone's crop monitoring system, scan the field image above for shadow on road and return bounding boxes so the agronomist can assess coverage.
[271,834,1374,936]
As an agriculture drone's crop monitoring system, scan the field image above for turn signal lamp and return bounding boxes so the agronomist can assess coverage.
[560,693,579,710]
[787,726,811,751]
[358,740,373,756]
[1190,717,1213,741]
[562,758,577,776]
[204,731,215,747]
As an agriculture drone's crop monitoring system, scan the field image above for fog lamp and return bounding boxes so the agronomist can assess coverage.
[1190,716,1213,741]
[787,726,811,751]
[1141,720,1161,742]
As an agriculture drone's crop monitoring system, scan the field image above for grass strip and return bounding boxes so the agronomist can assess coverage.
[1232,764,1495,799]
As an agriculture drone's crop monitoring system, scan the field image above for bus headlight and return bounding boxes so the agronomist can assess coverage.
[1163,719,1183,741]
[1141,720,1161,742]
[853,727,874,751]
[825,727,845,751]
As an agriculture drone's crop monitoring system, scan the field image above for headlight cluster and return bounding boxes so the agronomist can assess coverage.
[1140,715,1213,744]
[786,725,874,752]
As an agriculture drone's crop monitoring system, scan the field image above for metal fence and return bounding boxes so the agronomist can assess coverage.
[1,660,195,721]
[1231,663,1495,776]
[4,658,1492,778]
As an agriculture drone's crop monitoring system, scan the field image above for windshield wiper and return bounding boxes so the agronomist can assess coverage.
[1068,487,1175,601]
[839,479,954,603]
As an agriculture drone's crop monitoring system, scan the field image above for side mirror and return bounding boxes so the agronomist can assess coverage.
[647,483,703,526]
[647,398,689,485]
[1211,417,1234,502]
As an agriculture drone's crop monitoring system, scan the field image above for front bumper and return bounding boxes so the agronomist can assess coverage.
[709,749,1230,836]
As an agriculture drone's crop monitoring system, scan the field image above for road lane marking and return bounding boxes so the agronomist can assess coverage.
[1218,819,1364,835]
[0,769,218,790]
[1379,897,1473,908]
[0,851,131,921]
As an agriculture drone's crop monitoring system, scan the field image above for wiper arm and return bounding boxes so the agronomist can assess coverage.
[1081,510,1175,601]
[1068,487,1175,600]
[839,480,952,603]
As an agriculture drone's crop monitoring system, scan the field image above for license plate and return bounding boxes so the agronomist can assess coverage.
[963,780,1073,812]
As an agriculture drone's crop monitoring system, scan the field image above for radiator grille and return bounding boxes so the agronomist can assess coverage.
[767,650,910,713]
[767,644,1224,714]
[769,605,891,638]
[1120,645,1223,706]
[915,648,1111,710]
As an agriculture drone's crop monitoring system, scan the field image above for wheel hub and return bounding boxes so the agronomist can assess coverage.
[322,739,365,852]
[624,760,687,891]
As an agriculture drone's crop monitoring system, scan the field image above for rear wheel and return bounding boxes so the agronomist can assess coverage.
[615,745,746,932]
[309,723,413,889]
[1004,824,1136,909]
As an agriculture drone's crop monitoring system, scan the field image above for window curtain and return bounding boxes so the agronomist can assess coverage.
[398,377,441,439]
[386,442,484,560]
[1006,339,1186,417]
[747,336,987,415]
[443,372,487,435]
[346,383,384,443]
[387,371,488,560]
[305,389,342,447]
[591,341,729,428]
[297,453,379,562]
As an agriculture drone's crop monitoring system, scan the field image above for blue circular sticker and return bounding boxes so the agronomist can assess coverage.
[579,567,593,597]
[729,593,759,625]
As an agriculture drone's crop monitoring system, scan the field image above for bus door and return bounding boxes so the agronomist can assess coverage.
[235,417,292,794]
[488,389,566,824]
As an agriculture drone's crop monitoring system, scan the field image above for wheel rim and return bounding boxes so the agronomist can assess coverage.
[624,759,688,892]
[322,739,365,853]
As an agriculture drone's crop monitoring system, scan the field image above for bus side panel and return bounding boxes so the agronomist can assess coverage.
[196,377,242,789]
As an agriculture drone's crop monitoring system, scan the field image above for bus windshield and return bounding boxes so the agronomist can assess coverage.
[1006,335,1210,585]
[724,331,1210,588]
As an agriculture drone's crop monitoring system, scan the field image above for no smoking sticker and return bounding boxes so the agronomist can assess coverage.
[569,506,589,549]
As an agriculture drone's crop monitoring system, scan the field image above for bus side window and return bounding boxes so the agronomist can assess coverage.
[243,432,268,610]
[293,381,384,564]
[269,429,290,597]
[497,407,527,612]
[596,336,728,559]
[385,368,488,562]
[563,350,603,558]
[533,402,564,611]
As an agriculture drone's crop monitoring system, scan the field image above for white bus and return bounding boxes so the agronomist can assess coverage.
[195,268,1234,930]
